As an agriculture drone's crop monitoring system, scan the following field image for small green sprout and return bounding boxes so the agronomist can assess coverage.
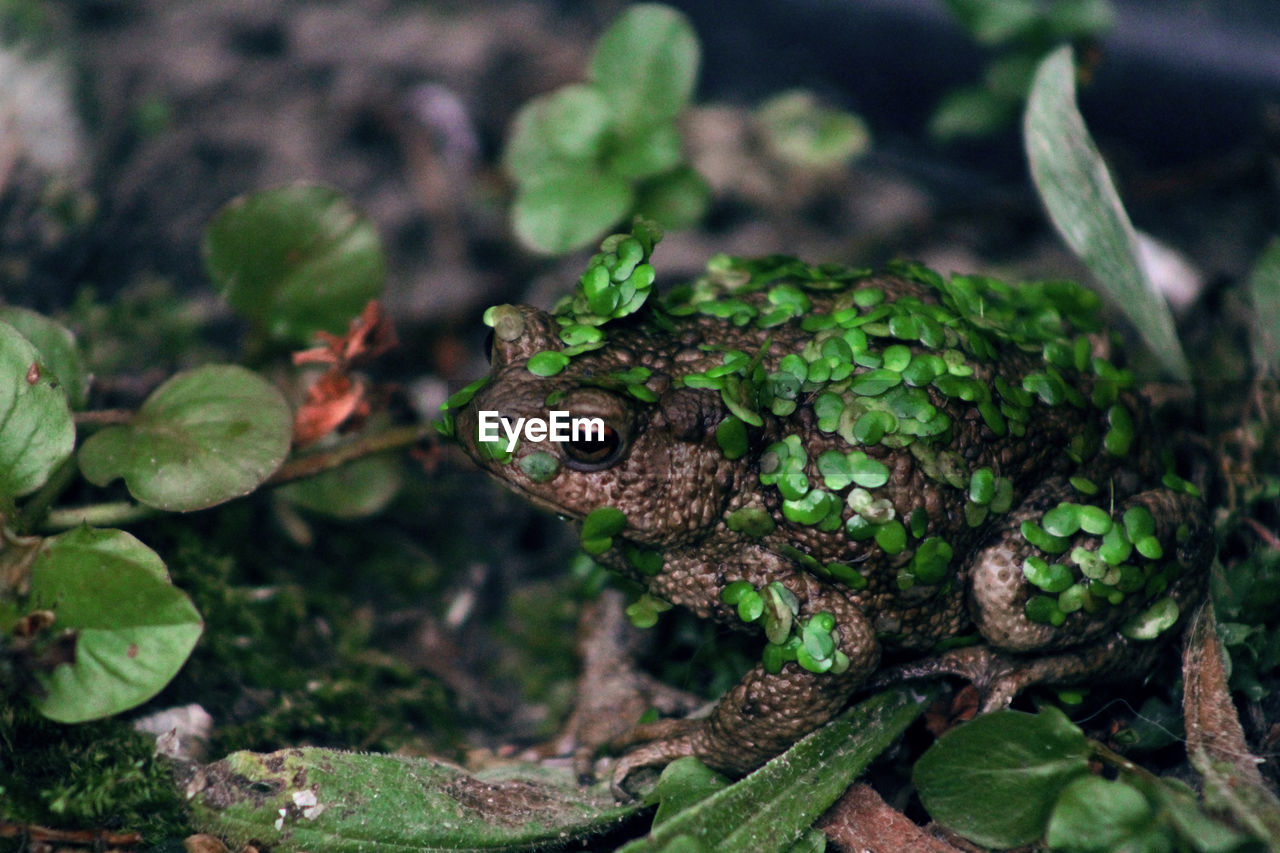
[503,4,708,254]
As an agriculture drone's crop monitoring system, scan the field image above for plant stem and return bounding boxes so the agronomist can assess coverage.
[36,423,437,531]
[43,502,158,530]
[1091,739,1163,785]
[266,422,437,486]
[16,456,79,533]
[73,409,135,426]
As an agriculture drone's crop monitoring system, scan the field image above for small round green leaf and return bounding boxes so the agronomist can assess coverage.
[726,507,775,538]
[77,364,292,512]
[606,122,682,180]
[0,321,75,498]
[623,544,664,576]
[1021,520,1071,555]
[910,537,954,585]
[29,527,204,723]
[1077,504,1113,535]
[737,589,765,623]
[849,455,890,489]
[1069,475,1098,495]
[851,411,893,444]
[518,450,562,483]
[968,467,996,505]
[1103,403,1135,456]
[776,471,810,501]
[1023,556,1074,593]
[1099,524,1134,566]
[721,580,755,606]
[817,450,853,491]
[1123,505,1155,540]
[783,489,834,525]
[851,368,902,397]
[1041,503,1082,537]
[1135,535,1163,560]
[1120,596,1180,640]
[527,351,571,377]
[581,506,627,540]
[202,184,386,345]
[715,416,748,460]
[875,520,907,555]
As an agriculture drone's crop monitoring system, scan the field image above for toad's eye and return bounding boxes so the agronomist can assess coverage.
[562,423,625,470]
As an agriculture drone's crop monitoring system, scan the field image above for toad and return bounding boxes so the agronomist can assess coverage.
[446,225,1212,786]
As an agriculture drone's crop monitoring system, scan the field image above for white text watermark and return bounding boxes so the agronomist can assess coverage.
[477,410,605,452]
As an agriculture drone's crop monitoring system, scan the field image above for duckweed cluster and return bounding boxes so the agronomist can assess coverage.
[1020,495,1197,639]
[721,580,850,675]
[662,254,1195,640]
[438,221,665,446]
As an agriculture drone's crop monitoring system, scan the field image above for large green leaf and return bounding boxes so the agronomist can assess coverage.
[589,3,699,132]
[78,364,291,511]
[619,685,932,852]
[503,83,612,184]
[0,306,89,408]
[190,748,643,851]
[914,706,1092,848]
[512,171,633,254]
[277,452,402,519]
[29,526,203,722]
[0,320,75,499]
[202,184,385,345]
[1024,46,1189,379]
[634,166,711,231]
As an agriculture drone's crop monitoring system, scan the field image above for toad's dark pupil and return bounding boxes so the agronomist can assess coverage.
[563,425,622,467]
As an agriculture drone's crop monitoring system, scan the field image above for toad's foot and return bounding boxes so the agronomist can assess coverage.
[542,590,705,782]
[867,637,1172,711]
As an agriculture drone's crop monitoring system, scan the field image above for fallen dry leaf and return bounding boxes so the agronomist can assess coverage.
[817,783,965,853]
[290,301,397,447]
[1182,601,1280,844]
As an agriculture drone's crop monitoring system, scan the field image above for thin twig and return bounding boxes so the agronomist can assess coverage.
[266,422,437,486]
[34,423,438,531]
[15,455,79,532]
[73,409,135,426]
[43,501,158,530]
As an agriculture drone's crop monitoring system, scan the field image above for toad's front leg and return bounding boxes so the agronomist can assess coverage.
[609,573,879,789]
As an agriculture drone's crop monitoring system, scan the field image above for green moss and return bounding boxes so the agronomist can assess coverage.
[152,523,456,759]
[0,707,190,837]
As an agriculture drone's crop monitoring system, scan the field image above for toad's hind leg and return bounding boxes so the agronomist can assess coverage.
[889,480,1212,708]
[609,578,879,789]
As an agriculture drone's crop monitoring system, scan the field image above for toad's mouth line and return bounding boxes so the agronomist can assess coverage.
[480,462,587,523]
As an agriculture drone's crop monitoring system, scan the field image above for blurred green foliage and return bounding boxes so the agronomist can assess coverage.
[504,4,709,254]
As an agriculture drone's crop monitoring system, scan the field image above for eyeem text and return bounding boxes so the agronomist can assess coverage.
[477,410,605,452]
